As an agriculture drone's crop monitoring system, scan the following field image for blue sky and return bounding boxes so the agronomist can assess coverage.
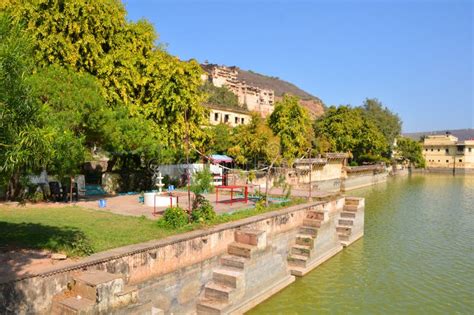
[123,0,473,132]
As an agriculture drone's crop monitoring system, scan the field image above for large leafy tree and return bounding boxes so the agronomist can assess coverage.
[268,94,313,164]
[0,14,91,199]
[228,113,280,166]
[7,0,208,156]
[314,105,387,163]
[394,137,425,168]
[361,98,401,153]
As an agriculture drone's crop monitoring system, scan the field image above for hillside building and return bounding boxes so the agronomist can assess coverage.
[422,134,474,173]
[201,64,275,117]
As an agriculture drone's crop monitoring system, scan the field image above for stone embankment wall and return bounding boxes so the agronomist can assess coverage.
[0,197,365,315]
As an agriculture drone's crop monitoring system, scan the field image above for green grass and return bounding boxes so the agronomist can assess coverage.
[0,198,306,257]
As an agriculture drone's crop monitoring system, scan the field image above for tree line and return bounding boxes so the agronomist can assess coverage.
[0,0,423,200]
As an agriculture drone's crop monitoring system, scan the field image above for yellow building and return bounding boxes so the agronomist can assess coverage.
[423,134,474,173]
[206,105,251,127]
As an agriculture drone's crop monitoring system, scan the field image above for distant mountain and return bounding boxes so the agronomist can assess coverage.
[403,129,474,141]
[236,69,326,117]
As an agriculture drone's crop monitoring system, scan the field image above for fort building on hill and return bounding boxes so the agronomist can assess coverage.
[201,64,275,118]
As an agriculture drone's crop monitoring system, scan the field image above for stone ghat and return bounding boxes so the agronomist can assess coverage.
[0,197,365,315]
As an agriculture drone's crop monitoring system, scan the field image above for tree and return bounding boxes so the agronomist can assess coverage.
[228,113,280,166]
[201,81,239,108]
[208,123,233,155]
[361,98,401,154]
[394,137,425,168]
[268,95,313,165]
[0,12,53,199]
[7,0,208,155]
[314,105,387,163]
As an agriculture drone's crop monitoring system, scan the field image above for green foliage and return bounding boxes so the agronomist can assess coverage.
[209,124,233,155]
[254,199,266,212]
[191,166,214,195]
[201,81,239,108]
[161,206,189,229]
[191,194,216,223]
[8,0,208,155]
[361,98,401,153]
[228,113,280,165]
[268,94,313,164]
[314,105,388,163]
[395,137,426,168]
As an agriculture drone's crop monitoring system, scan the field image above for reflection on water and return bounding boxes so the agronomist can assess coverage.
[248,174,474,314]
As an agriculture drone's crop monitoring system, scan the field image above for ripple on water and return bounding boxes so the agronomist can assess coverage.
[247,174,474,314]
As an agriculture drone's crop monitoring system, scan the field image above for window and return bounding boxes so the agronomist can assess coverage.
[224,114,229,123]
[431,148,433,152]
[214,113,219,121]
[469,148,472,153]
[437,148,440,152]
[445,148,449,153]
[425,148,428,152]
[241,118,245,124]
[446,160,449,163]
[438,160,440,162]
[235,117,239,124]
[459,159,463,163]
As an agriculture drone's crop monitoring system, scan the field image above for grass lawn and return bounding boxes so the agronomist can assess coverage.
[0,198,305,257]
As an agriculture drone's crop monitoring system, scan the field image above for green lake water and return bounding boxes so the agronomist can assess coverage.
[248,174,474,314]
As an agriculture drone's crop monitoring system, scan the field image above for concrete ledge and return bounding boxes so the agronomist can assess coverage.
[4,201,326,284]
[228,275,295,314]
[290,245,343,277]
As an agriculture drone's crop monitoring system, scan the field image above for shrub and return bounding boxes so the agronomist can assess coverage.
[255,199,266,212]
[190,166,214,195]
[161,206,188,228]
[191,194,216,223]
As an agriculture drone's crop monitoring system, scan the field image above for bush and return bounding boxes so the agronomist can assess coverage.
[161,206,188,228]
[191,194,216,223]
[255,199,266,212]
[190,166,214,195]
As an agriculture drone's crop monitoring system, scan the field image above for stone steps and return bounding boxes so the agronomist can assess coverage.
[343,204,360,212]
[302,218,322,228]
[51,296,95,315]
[299,226,318,237]
[51,270,138,315]
[296,234,315,247]
[220,254,247,269]
[204,281,237,302]
[291,244,311,257]
[287,254,308,268]
[338,219,354,226]
[213,267,243,288]
[197,297,229,315]
[340,211,356,218]
[227,242,255,258]
[336,226,352,235]
[197,229,267,314]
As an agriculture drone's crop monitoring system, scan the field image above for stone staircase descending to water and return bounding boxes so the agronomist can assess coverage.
[286,206,329,276]
[336,197,365,247]
[196,229,268,315]
[51,270,139,314]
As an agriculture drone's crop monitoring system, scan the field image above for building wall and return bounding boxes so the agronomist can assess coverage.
[208,107,250,127]
[422,135,474,170]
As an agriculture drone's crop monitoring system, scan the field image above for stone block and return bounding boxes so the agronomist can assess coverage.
[234,229,267,249]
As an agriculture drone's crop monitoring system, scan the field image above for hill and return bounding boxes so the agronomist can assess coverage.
[237,69,325,117]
